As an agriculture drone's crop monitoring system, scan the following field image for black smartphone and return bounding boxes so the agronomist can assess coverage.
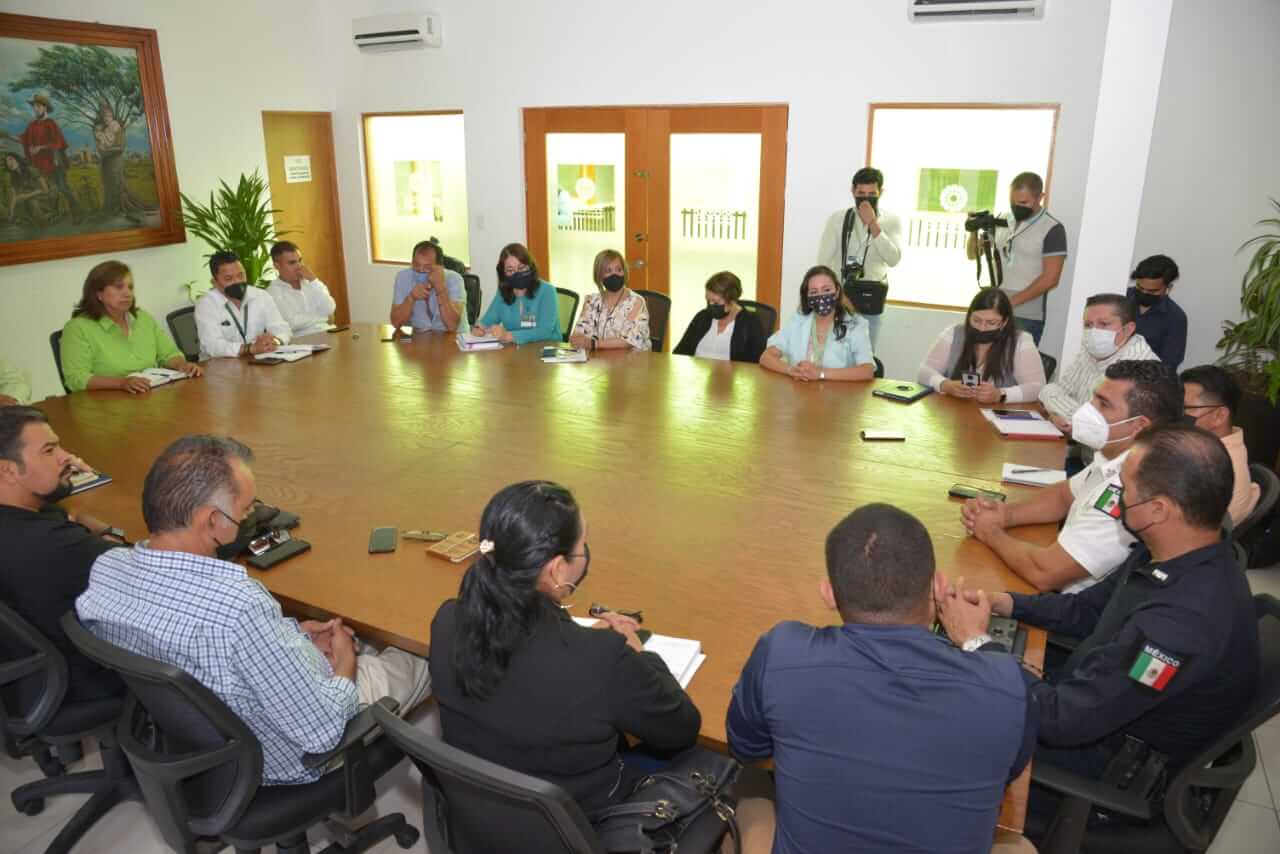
[860,430,906,442]
[948,484,1007,502]
[368,526,398,553]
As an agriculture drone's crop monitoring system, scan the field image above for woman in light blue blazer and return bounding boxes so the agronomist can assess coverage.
[760,265,875,382]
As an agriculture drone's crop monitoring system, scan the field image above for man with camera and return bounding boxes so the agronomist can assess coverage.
[965,172,1067,345]
[817,167,902,349]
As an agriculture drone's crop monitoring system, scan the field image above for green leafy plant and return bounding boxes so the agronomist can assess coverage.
[1219,198,1280,404]
[180,171,289,287]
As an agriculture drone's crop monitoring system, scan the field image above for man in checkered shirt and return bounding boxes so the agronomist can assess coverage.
[76,435,430,785]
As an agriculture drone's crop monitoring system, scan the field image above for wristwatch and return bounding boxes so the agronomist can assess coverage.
[961,634,994,652]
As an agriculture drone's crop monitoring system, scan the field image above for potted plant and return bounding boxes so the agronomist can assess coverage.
[180,170,290,299]
[1218,198,1280,468]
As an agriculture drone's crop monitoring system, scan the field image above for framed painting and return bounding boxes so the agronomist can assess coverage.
[0,13,184,266]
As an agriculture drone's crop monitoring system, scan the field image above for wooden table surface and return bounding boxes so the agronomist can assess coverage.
[39,323,1063,832]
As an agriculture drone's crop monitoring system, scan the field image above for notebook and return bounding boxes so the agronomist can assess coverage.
[571,618,705,689]
[872,380,933,403]
[980,408,1064,440]
[254,344,329,363]
[128,367,188,387]
[541,345,587,363]
[69,469,112,495]
[456,332,503,352]
[1001,463,1068,487]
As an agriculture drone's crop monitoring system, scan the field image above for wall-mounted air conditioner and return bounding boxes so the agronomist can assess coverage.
[352,12,442,50]
[909,0,1044,22]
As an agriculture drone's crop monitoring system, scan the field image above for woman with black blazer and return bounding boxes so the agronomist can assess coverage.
[428,481,701,814]
[673,271,767,363]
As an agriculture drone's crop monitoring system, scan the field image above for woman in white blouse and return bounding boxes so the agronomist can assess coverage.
[568,249,651,352]
[918,288,1045,403]
[672,271,767,362]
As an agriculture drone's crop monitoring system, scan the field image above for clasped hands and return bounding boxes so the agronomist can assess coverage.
[787,360,822,382]
[939,379,1001,403]
[932,573,1014,648]
[300,618,357,670]
[960,496,1010,544]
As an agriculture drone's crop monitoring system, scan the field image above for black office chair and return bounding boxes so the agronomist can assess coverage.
[462,273,481,327]
[61,613,419,854]
[738,300,778,335]
[1233,463,1280,543]
[873,356,885,379]
[49,330,69,394]
[554,287,580,343]
[1032,593,1280,854]
[166,306,200,363]
[1,603,134,854]
[369,704,728,854]
[1040,351,1058,382]
[633,289,671,352]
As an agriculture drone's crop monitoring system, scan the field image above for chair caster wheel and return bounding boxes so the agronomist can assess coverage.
[15,797,45,816]
[394,826,420,848]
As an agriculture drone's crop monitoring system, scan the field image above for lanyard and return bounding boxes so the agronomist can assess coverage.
[224,300,248,343]
[597,290,626,337]
[807,317,829,366]
[1004,209,1045,260]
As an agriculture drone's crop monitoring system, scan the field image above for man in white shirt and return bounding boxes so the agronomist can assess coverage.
[1180,364,1261,527]
[266,241,337,337]
[0,356,31,406]
[194,251,292,360]
[962,360,1183,593]
[816,167,902,349]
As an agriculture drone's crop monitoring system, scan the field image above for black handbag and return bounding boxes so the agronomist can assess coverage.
[591,747,741,854]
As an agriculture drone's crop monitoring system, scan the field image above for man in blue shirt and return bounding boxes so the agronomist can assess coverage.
[389,239,465,333]
[1127,254,1187,368]
[727,503,1036,854]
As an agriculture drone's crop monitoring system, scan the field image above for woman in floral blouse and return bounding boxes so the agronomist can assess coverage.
[568,249,651,352]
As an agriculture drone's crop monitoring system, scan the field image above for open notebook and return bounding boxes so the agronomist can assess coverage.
[573,618,706,689]
[128,367,188,387]
[979,407,1064,440]
[1001,463,1068,487]
[254,344,330,363]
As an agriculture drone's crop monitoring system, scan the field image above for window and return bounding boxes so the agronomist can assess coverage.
[866,104,1059,310]
[362,112,470,265]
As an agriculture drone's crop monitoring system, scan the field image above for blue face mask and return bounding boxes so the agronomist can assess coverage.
[413,271,428,284]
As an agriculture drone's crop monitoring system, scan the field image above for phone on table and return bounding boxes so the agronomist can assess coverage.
[860,430,906,442]
[948,484,1007,503]
[961,372,980,388]
[326,324,349,333]
[368,526,398,553]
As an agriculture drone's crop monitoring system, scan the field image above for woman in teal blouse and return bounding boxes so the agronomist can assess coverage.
[472,243,561,345]
[60,260,202,393]
[760,265,875,382]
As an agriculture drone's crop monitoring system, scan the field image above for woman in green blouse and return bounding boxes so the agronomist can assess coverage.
[60,260,202,393]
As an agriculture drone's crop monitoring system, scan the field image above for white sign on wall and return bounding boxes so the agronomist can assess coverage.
[284,155,312,183]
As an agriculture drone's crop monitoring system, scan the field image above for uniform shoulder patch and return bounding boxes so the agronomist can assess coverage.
[1093,483,1123,519]
[1128,642,1183,691]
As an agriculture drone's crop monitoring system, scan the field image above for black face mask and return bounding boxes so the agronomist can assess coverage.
[970,327,1001,344]
[506,269,534,290]
[1134,290,1163,308]
[223,282,248,301]
[1119,495,1158,540]
[213,508,261,558]
[1011,204,1035,223]
[602,274,625,293]
[38,480,73,505]
[707,303,728,320]
[855,195,879,214]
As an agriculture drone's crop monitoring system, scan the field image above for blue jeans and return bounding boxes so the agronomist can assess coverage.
[864,313,883,351]
[1018,317,1045,345]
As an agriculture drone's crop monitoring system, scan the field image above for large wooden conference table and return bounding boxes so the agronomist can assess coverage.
[41,323,1064,832]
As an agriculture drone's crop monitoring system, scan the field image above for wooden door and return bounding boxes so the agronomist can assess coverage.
[261,111,350,324]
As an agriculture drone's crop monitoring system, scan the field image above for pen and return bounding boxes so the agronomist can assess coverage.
[1010,467,1051,474]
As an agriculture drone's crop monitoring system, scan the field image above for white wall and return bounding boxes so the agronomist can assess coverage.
[327,0,1112,377]
[0,0,339,401]
[1134,0,1280,371]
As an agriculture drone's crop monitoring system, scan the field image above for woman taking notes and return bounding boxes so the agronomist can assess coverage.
[473,243,561,345]
[428,481,700,813]
[60,260,202,393]
[918,288,1045,403]
[760,265,874,382]
[673,270,767,363]
[568,249,651,352]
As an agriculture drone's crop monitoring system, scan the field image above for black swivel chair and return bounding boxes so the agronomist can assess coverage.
[61,613,419,854]
[1040,351,1058,382]
[166,306,200,363]
[633,289,671,352]
[1233,463,1280,543]
[49,330,69,394]
[369,704,729,854]
[738,300,778,335]
[873,356,885,379]
[554,288,580,343]
[1032,593,1280,854]
[462,274,481,327]
[1,603,134,854]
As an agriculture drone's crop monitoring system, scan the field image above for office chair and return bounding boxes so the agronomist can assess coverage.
[166,307,200,363]
[48,331,69,394]
[462,274,481,327]
[554,288,580,343]
[738,300,778,335]
[1040,351,1058,382]
[1032,593,1280,854]
[62,613,418,854]
[873,356,885,379]
[633,289,671,352]
[1,603,134,854]
[370,704,729,854]
[1233,464,1279,543]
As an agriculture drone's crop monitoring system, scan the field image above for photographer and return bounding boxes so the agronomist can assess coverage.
[817,167,902,348]
[965,172,1067,345]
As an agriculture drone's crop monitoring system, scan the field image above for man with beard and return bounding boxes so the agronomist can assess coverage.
[0,406,124,702]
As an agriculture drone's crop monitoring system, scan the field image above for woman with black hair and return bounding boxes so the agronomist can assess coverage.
[759,265,875,381]
[472,243,562,345]
[918,287,1045,403]
[427,481,701,813]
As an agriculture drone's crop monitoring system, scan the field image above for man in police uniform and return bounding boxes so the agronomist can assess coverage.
[938,423,1259,824]
[966,171,1066,344]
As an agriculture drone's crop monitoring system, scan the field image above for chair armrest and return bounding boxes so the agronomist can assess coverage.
[300,697,399,771]
[302,696,401,819]
[1032,761,1155,821]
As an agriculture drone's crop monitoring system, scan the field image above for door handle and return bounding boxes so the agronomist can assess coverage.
[630,259,646,269]
[634,232,647,242]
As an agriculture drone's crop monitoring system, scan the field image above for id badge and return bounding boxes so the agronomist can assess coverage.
[521,317,536,328]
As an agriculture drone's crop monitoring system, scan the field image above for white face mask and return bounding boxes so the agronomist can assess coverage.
[1083,327,1120,360]
[1071,403,1144,451]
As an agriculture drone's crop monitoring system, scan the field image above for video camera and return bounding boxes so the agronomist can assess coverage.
[964,211,1008,233]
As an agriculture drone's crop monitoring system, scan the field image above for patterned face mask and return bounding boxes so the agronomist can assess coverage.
[807,292,838,316]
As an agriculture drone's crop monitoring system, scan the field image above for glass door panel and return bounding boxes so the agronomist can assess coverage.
[667,133,762,344]
[544,133,626,304]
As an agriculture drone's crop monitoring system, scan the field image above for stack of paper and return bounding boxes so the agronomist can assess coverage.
[980,408,1064,440]
[570,618,706,689]
[1001,463,1068,487]
[457,331,502,352]
[541,345,587,363]
[69,469,112,495]
[256,344,328,363]
[128,367,188,387]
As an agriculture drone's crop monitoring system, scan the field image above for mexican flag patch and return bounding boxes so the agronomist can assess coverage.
[1093,484,1123,518]
[1128,643,1182,691]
